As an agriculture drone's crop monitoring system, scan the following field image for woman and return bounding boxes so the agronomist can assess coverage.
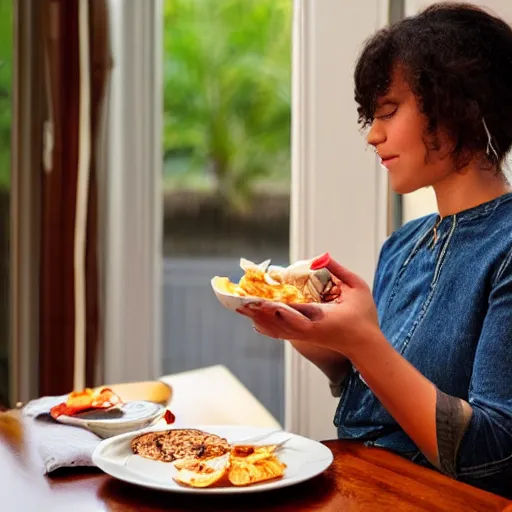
[238,3,512,497]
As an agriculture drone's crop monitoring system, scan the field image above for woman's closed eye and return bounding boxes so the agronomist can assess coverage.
[375,107,397,120]
[373,101,398,121]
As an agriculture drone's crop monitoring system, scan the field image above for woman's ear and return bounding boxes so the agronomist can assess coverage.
[424,127,456,163]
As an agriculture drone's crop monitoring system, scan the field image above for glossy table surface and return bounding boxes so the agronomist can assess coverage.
[48,439,512,511]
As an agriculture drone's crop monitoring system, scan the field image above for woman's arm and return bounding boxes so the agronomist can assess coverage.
[344,325,472,469]
[448,250,512,477]
[241,254,512,478]
[342,249,512,477]
[288,340,350,390]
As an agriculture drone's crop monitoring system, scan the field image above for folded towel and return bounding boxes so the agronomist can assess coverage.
[0,434,94,512]
[22,395,101,475]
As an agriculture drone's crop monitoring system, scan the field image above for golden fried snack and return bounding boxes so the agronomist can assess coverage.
[50,388,122,419]
[219,268,311,304]
[172,444,286,488]
[173,462,229,488]
[228,455,286,486]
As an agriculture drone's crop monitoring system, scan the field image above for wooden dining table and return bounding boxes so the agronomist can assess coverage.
[48,439,512,511]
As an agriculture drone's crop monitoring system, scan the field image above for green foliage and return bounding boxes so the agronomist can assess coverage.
[0,0,12,190]
[163,0,292,209]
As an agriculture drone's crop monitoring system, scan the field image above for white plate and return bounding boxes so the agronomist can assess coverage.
[211,277,305,318]
[92,425,333,494]
[56,401,166,439]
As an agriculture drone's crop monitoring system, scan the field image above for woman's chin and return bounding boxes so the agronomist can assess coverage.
[389,178,423,195]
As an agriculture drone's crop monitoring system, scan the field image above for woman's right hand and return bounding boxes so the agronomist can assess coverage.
[238,299,350,384]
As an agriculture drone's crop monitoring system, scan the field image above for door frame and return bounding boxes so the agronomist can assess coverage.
[102,0,163,385]
[10,0,43,404]
[286,0,389,440]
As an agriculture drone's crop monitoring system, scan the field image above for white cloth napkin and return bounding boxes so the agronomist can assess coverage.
[21,395,102,475]
[0,435,94,512]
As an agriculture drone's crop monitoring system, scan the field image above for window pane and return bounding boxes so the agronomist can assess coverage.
[0,0,12,406]
[162,0,292,424]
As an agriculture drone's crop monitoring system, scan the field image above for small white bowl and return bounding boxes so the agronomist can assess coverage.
[55,400,166,439]
[210,276,305,318]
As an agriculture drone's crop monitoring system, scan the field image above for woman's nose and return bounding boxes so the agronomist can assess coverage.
[366,120,386,148]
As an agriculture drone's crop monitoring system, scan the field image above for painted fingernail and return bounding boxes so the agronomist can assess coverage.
[311,252,331,270]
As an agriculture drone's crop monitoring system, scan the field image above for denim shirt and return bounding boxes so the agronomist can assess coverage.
[334,192,512,496]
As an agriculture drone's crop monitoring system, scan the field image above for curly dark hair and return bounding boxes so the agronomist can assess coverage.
[354,2,512,169]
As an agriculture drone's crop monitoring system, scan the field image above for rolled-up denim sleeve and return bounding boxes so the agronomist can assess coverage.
[451,250,512,478]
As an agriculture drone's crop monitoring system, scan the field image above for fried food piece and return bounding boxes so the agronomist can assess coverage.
[173,454,230,487]
[172,444,287,488]
[231,444,279,462]
[50,387,122,419]
[173,465,228,488]
[228,455,286,486]
[173,458,203,471]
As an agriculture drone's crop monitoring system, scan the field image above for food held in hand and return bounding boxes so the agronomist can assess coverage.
[216,269,310,304]
[213,258,336,304]
[50,387,122,419]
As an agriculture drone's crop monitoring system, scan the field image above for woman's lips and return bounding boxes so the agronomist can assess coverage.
[380,155,399,168]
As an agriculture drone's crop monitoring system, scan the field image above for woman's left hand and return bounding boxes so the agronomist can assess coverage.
[237,257,380,356]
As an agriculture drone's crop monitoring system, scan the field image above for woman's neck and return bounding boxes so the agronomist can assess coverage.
[433,163,511,218]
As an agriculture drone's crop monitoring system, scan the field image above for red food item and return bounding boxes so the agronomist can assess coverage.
[50,387,122,419]
[163,409,176,424]
[310,252,331,271]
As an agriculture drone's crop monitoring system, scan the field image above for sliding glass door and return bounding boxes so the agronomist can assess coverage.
[161,0,292,424]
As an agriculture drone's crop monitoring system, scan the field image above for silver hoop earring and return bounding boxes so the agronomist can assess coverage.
[482,118,499,162]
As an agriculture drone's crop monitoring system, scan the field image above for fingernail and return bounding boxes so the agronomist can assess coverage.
[311,252,331,270]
